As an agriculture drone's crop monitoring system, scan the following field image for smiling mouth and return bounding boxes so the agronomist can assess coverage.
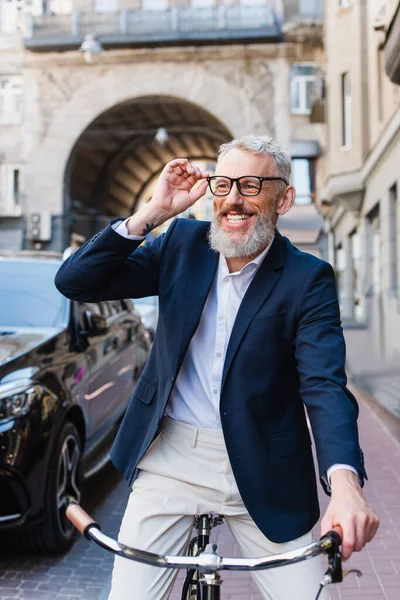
[221,211,255,226]
[226,214,251,222]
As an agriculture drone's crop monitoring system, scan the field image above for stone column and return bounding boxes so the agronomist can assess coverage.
[271,56,291,149]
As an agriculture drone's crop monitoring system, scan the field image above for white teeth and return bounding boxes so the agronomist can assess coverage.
[226,214,250,222]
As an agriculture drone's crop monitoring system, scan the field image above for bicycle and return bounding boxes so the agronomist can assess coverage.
[66,503,362,600]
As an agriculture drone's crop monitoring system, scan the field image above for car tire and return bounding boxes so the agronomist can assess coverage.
[16,421,83,554]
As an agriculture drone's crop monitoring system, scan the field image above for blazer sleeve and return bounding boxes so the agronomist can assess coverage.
[294,261,367,492]
[54,218,178,302]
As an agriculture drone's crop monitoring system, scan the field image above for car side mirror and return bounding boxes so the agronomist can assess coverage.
[84,310,108,337]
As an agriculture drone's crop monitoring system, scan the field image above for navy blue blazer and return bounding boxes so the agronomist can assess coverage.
[55,217,366,543]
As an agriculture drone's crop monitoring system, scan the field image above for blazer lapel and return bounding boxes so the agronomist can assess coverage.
[175,235,219,372]
[221,233,287,389]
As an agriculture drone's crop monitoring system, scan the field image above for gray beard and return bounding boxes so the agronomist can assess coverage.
[208,212,276,258]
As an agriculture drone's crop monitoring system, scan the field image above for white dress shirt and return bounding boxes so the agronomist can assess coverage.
[112,218,357,484]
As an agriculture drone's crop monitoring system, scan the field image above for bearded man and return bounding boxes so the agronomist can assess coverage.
[55,135,378,600]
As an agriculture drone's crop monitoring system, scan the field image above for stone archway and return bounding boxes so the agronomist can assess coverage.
[64,94,232,241]
[26,61,266,209]
[24,60,268,247]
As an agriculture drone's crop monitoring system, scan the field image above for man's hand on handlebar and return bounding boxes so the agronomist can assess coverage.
[321,469,379,560]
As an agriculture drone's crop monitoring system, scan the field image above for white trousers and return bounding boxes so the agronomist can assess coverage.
[108,417,328,600]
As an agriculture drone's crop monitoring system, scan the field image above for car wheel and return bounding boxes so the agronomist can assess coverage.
[17,421,83,553]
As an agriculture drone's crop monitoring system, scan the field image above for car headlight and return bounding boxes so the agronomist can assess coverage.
[0,380,41,421]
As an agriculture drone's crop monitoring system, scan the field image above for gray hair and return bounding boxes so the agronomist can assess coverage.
[217,135,291,184]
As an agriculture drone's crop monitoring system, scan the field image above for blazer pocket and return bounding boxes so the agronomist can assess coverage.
[133,377,157,405]
[270,427,311,457]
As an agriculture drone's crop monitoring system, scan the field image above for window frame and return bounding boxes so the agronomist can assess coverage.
[291,157,316,205]
[290,63,316,116]
[0,163,22,215]
[366,204,381,296]
[0,75,23,125]
[141,0,168,10]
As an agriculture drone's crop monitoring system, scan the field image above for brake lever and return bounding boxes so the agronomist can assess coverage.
[319,531,363,587]
[322,530,343,584]
[343,568,363,579]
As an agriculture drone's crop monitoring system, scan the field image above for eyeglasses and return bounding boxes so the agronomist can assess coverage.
[207,175,289,197]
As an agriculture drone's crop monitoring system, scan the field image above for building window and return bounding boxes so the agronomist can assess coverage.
[291,158,314,205]
[341,72,352,147]
[335,243,346,316]
[290,65,315,115]
[190,0,214,5]
[0,164,22,215]
[299,0,323,18]
[389,183,398,296]
[48,0,72,14]
[366,205,381,295]
[94,0,117,12]
[0,0,23,33]
[141,0,168,9]
[339,0,351,7]
[0,76,23,125]
[350,229,364,322]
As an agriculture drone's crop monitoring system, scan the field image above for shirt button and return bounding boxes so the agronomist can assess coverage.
[218,315,224,320]
[216,352,222,358]
[213,389,218,395]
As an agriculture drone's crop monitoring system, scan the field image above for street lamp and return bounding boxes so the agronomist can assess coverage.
[155,127,169,145]
[80,33,104,63]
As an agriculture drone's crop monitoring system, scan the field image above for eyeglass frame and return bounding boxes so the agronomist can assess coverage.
[206,175,289,197]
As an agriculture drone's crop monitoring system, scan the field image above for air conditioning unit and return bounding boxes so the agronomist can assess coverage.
[26,212,52,242]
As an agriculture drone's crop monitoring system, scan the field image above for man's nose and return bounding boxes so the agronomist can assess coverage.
[226,182,244,205]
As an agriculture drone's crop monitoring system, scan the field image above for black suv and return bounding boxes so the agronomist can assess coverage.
[0,252,151,552]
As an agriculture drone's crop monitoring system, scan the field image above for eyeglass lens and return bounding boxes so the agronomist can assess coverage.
[210,176,261,196]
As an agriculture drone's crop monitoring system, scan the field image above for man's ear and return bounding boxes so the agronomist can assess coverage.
[275,186,296,216]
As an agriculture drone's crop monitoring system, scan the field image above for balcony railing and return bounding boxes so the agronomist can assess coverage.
[23,5,282,50]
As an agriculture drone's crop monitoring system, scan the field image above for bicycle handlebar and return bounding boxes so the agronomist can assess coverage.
[66,502,343,573]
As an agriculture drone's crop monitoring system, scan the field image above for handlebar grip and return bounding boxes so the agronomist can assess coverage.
[66,503,100,538]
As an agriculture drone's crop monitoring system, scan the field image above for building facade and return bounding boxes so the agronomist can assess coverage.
[323,0,400,414]
[0,0,327,256]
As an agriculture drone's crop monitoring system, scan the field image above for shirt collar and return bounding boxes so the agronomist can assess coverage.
[218,236,275,278]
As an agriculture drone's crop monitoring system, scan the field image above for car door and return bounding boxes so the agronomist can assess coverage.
[104,299,140,413]
[75,300,120,442]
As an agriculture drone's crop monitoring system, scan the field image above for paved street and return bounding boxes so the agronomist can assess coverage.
[0,382,399,600]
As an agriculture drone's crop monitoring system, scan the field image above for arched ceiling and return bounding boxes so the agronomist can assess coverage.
[66,95,232,223]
